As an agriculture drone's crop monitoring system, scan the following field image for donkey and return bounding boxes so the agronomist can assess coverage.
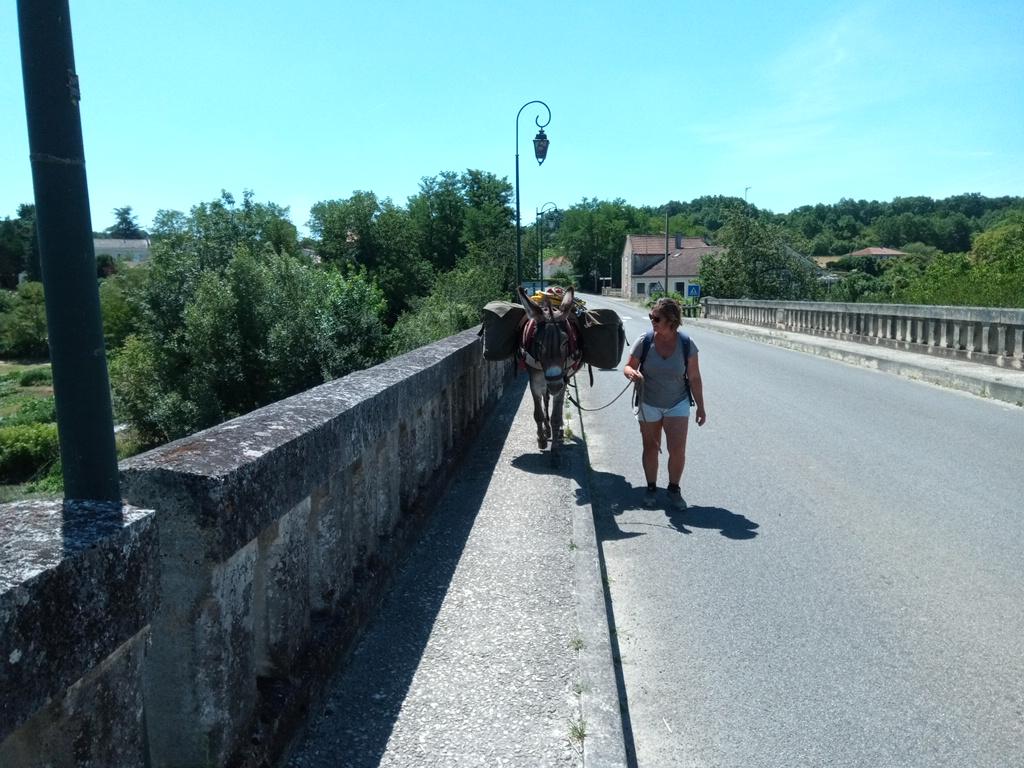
[517,286,582,452]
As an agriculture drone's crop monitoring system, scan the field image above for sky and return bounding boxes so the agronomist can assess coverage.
[2,0,1022,236]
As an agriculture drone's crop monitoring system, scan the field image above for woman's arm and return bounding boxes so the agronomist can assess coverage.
[623,355,643,383]
[687,354,707,426]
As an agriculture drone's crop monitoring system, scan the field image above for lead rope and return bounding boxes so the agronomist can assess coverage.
[567,375,635,412]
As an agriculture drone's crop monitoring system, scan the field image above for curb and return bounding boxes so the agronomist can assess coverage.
[568,403,629,768]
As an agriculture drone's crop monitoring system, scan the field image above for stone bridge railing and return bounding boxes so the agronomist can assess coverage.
[702,299,1024,370]
[1,329,514,768]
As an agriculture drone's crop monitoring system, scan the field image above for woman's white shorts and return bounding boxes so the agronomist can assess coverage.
[635,398,690,422]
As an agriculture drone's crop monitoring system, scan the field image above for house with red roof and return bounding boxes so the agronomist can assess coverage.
[620,234,721,300]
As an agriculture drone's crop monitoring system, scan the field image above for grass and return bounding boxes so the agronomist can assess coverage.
[568,635,584,652]
[0,360,146,502]
[568,716,587,749]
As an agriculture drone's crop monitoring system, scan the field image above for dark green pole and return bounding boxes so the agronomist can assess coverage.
[664,209,669,294]
[17,0,120,503]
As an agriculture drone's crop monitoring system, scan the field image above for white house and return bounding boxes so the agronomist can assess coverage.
[93,238,151,265]
[620,234,721,300]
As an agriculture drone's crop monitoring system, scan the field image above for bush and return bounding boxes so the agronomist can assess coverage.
[0,281,49,359]
[17,365,51,386]
[0,422,60,483]
[1,396,55,426]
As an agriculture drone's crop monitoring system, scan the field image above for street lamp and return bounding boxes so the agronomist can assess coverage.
[536,201,557,290]
[515,100,551,290]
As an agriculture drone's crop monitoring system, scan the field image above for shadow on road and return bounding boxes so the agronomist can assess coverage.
[509,435,583,477]
[666,505,760,539]
[285,377,528,768]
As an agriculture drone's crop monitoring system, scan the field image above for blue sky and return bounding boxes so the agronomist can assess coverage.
[2,1,1022,235]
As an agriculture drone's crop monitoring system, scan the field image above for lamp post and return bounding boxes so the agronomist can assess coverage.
[536,201,557,290]
[18,0,119,502]
[515,100,550,290]
[664,208,670,296]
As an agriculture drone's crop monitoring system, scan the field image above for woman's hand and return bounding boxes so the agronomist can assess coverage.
[695,405,707,426]
[624,366,643,383]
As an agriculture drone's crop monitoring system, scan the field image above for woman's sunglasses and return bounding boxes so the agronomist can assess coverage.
[649,314,663,324]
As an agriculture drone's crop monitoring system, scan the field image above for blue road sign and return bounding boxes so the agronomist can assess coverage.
[687,284,701,298]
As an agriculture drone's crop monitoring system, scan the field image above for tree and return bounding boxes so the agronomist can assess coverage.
[310,191,433,323]
[150,209,188,240]
[0,281,49,359]
[99,267,148,350]
[559,198,647,288]
[0,218,24,289]
[109,192,380,445]
[699,210,820,300]
[17,205,41,282]
[107,206,145,239]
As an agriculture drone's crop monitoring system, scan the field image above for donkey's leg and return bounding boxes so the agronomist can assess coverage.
[542,390,552,441]
[529,373,548,449]
[550,386,566,446]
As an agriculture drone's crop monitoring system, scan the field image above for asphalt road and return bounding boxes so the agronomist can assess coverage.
[573,292,1024,768]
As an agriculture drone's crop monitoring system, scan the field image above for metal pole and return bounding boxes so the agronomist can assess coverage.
[536,207,541,291]
[536,201,556,291]
[17,0,120,503]
[664,209,669,296]
[514,100,550,292]
[514,149,521,290]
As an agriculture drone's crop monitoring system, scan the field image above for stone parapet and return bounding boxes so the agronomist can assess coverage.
[122,328,510,768]
[0,328,512,768]
[0,501,157,766]
[702,299,1024,369]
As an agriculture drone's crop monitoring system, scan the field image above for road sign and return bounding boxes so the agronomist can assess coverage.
[687,284,701,298]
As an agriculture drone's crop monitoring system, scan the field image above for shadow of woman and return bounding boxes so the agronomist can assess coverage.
[666,505,759,539]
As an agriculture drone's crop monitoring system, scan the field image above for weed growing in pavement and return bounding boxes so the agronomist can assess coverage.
[568,717,587,748]
[569,635,584,652]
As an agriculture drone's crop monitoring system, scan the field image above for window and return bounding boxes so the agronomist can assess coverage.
[637,282,646,295]
[674,282,685,294]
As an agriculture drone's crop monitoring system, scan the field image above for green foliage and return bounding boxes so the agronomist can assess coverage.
[0,422,59,483]
[557,198,648,287]
[645,290,687,308]
[17,366,51,386]
[107,206,145,239]
[0,205,39,287]
[2,396,55,426]
[389,250,508,355]
[0,218,24,290]
[699,211,821,300]
[0,281,49,359]
[310,191,434,322]
[99,267,148,350]
[109,192,386,445]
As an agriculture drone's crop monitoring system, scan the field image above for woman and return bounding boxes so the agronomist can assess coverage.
[622,297,707,509]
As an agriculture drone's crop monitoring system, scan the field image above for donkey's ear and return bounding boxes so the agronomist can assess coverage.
[559,287,575,312]
[518,286,543,320]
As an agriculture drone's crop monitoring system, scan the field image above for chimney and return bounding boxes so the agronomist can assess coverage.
[675,234,683,248]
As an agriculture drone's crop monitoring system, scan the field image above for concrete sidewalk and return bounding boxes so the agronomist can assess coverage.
[687,317,1024,408]
[285,377,626,768]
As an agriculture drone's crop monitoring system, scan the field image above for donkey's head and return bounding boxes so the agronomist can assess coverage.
[518,286,576,389]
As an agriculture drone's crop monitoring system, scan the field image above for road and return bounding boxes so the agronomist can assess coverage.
[573,292,1024,768]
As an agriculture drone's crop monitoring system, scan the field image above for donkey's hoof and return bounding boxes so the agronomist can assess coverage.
[538,437,548,450]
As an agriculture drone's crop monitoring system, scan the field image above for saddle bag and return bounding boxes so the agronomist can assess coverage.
[579,308,625,369]
[480,301,526,361]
